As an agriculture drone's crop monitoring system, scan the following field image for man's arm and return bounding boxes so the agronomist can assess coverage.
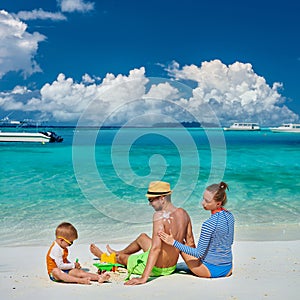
[125,215,162,285]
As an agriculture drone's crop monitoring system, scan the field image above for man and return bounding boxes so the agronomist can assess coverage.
[90,181,195,285]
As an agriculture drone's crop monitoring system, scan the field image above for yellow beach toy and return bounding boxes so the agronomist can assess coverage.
[101,252,117,264]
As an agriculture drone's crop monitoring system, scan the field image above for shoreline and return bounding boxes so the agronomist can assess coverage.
[1,241,299,299]
[1,223,300,248]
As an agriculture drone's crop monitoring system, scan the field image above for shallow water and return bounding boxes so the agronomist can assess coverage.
[1,127,299,246]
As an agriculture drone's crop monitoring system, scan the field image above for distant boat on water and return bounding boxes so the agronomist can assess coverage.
[270,123,300,133]
[0,116,22,127]
[223,122,261,131]
[0,131,63,143]
[0,115,39,128]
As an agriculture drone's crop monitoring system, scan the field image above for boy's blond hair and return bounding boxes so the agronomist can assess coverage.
[55,222,78,240]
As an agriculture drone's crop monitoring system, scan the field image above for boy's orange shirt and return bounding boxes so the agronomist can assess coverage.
[46,241,69,274]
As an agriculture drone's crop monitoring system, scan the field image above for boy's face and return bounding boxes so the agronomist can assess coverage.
[57,236,75,249]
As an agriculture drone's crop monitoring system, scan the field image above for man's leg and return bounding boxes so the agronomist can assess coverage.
[107,233,152,254]
[90,233,152,263]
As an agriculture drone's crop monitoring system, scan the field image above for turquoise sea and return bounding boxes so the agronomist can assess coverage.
[1,127,300,247]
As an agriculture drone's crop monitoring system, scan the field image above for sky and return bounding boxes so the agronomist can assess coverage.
[0,0,299,126]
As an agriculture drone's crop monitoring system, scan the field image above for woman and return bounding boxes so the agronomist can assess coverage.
[158,182,234,278]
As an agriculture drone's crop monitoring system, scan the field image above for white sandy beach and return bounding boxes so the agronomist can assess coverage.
[1,241,299,300]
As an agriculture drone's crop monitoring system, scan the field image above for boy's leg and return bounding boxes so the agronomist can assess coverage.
[51,268,91,284]
[69,268,110,283]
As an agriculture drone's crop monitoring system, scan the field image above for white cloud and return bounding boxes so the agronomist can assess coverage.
[0,10,46,78]
[0,61,298,126]
[58,0,95,13]
[0,86,31,110]
[28,68,148,124]
[15,9,67,21]
[82,73,95,84]
[167,59,299,125]
[145,82,180,100]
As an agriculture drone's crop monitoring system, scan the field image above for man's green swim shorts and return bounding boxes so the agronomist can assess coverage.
[127,250,176,277]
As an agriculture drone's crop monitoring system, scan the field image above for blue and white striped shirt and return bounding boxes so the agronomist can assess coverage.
[174,210,234,266]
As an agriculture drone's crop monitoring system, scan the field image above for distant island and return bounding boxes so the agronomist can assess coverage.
[45,121,219,128]
[152,121,218,128]
[0,118,220,129]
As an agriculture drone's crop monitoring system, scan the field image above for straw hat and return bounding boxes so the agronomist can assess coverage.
[145,181,172,198]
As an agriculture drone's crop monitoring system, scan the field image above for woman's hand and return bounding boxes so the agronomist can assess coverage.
[158,230,175,246]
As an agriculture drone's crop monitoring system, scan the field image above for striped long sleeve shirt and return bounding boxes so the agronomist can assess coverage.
[173,210,234,266]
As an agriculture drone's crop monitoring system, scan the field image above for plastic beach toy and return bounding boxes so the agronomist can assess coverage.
[93,252,124,272]
[100,252,117,264]
[93,262,124,273]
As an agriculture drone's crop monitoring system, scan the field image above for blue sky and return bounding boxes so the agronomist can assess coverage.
[0,0,299,126]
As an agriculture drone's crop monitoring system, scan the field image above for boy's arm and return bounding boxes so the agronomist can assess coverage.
[125,215,162,285]
[54,256,74,270]
[50,246,74,270]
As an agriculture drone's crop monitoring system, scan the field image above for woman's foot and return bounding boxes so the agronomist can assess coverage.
[90,244,103,258]
[98,272,110,283]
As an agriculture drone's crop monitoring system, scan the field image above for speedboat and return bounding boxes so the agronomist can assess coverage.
[0,131,63,143]
[223,123,260,131]
[270,124,300,133]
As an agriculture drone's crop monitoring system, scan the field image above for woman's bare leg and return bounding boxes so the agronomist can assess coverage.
[180,252,211,278]
[226,268,233,277]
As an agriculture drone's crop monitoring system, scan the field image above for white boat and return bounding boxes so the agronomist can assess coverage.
[0,114,41,128]
[270,123,300,133]
[0,116,22,127]
[0,131,63,143]
[223,123,260,131]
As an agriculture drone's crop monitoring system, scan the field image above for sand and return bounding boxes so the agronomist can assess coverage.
[1,241,299,300]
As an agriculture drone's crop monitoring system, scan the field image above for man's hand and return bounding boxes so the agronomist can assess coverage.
[158,230,175,246]
[124,277,147,285]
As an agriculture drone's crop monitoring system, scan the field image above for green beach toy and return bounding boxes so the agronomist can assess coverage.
[93,262,124,272]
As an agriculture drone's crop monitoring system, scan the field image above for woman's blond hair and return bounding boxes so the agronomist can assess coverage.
[206,181,229,206]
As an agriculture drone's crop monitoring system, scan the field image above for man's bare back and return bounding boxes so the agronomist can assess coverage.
[153,207,195,268]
